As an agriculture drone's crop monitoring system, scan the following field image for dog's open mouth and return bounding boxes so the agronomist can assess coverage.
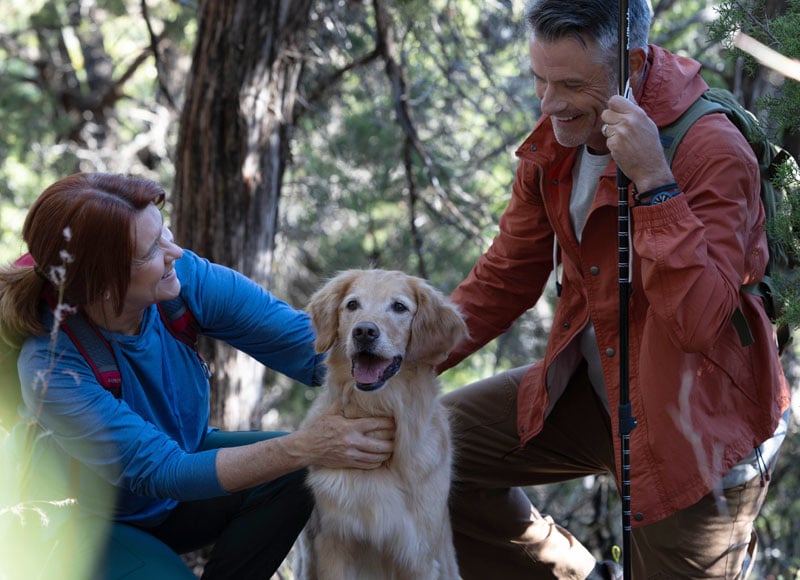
[351,353,403,391]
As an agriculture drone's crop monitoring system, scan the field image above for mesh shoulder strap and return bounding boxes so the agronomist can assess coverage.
[659,93,730,165]
[26,245,202,396]
[658,93,756,348]
[43,293,201,398]
[42,288,122,398]
[157,296,208,377]
[157,296,200,349]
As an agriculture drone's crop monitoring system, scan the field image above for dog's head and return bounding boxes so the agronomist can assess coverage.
[307,269,467,392]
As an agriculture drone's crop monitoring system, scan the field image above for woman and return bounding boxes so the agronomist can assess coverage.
[0,173,394,579]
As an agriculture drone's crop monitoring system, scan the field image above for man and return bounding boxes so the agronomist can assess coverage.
[438,0,791,577]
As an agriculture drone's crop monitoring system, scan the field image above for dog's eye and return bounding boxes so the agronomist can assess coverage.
[391,301,408,313]
[345,300,359,311]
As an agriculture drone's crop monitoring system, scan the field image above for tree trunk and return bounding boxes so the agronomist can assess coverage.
[172,0,312,429]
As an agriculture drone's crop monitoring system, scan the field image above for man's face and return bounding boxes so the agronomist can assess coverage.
[529,34,617,153]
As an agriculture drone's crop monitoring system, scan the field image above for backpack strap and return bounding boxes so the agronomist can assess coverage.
[44,294,206,397]
[158,296,210,379]
[157,296,200,350]
[658,94,756,348]
[41,287,123,397]
[19,253,207,394]
[659,94,730,166]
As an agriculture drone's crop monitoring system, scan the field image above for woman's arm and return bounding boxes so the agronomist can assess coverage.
[215,403,395,492]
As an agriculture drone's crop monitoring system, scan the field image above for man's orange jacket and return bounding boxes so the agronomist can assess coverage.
[440,44,791,526]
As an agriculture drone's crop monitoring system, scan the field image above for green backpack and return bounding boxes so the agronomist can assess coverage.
[659,87,800,353]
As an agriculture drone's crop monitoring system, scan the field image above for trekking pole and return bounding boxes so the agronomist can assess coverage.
[616,0,638,578]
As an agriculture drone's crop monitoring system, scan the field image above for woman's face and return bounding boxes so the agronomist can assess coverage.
[125,204,183,310]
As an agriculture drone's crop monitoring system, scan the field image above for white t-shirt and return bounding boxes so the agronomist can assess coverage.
[571,146,612,411]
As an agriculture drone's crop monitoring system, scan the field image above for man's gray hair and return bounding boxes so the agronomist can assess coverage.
[524,0,652,53]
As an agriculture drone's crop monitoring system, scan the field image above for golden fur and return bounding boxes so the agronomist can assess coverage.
[295,269,467,580]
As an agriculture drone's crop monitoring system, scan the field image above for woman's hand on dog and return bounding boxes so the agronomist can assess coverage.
[215,400,395,492]
[297,399,396,470]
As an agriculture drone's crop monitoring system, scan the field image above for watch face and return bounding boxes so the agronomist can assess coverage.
[650,192,673,205]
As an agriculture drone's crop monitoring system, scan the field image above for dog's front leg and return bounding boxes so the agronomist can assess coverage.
[313,533,359,580]
[436,526,461,580]
[293,510,320,580]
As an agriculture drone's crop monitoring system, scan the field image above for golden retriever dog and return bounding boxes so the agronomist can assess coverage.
[295,269,467,580]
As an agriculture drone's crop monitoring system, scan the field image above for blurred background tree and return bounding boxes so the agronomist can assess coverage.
[1,0,798,575]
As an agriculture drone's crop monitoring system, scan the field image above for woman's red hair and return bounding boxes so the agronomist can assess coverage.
[23,172,166,314]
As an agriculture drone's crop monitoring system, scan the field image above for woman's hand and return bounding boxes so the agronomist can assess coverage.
[295,399,395,470]
[215,399,396,492]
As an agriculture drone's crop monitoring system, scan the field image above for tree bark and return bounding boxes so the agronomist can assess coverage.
[173,0,312,429]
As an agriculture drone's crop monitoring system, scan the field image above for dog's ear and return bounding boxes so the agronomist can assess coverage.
[307,270,359,353]
[407,278,468,364]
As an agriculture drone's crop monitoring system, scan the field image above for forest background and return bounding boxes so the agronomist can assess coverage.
[1,0,799,577]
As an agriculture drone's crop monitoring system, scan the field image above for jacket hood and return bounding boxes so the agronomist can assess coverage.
[639,44,709,127]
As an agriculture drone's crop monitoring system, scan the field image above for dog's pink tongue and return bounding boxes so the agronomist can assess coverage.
[353,356,388,384]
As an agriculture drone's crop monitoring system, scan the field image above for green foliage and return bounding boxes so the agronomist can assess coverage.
[0,0,196,263]
[761,81,800,135]
[705,5,800,573]
[0,415,113,579]
[651,0,718,52]
[284,0,541,385]
[708,1,800,329]
[769,152,800,326]
[754,424,800,577]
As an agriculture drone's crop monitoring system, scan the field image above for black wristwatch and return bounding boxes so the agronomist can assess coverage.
[648,189,681,205]
[635,182,682,206]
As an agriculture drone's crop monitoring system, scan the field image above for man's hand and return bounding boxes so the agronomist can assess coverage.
[601,95,675,194]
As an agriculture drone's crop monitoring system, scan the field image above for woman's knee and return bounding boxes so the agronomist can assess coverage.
[95,523,195,580]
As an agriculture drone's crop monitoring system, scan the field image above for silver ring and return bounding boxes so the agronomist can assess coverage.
[601,123,610,138]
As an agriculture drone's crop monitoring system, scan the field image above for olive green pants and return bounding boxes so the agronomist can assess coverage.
[442,364,769,579]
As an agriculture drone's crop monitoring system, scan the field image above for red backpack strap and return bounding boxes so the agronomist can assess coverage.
[13,253,35,268]
[157,296,200,349]
[21,253,206,393]
[17,253,122,396]
[41,286,122,398]
[157,296,210,378]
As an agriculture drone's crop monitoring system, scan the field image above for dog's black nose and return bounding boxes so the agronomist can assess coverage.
[353,322,380,344]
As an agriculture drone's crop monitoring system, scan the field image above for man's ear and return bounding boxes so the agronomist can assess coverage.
[629,48,647,92]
